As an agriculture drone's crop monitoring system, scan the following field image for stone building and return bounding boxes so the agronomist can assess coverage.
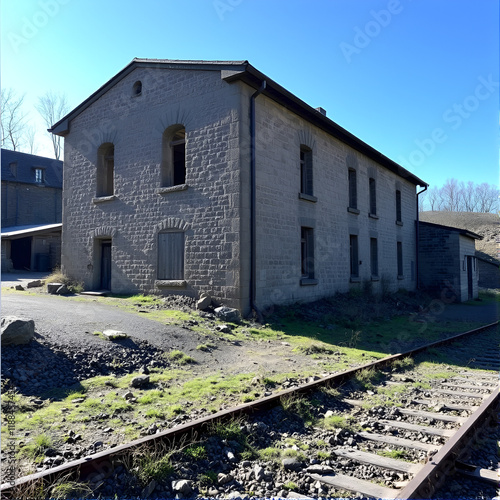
[50,59,428,314]
[418,221,481,302]
[1,149,63,271]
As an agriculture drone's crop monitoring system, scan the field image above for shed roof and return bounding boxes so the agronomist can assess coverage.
[1,149,63,188]
[50,58,428,187]
[419,220,482,240]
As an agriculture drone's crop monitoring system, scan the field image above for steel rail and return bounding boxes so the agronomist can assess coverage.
[1,320,498,498]
[396,384,500,499]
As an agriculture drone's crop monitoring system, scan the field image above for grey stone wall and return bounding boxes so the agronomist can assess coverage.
[62,67,244,309]
[251,93,418,310]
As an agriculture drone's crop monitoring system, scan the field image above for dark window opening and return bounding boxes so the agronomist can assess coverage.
[132,81,142,96]
[369,178,376,215]
[396,190,402,222]
[97,143,114,197]
[350,234,359,278]
[370,238,378,277]
[300,146,313,196]
[348,169,357,209]
[301,227,315,279]
[162,126,186,187]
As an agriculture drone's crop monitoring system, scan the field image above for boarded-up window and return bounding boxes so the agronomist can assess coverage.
[348,169,357,209]
[158,231,184,280]
[300,146,313,196]
[350,234,359,278]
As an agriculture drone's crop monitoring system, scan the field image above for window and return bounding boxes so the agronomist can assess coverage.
[132,81,142,96]
[396,190,402,223]
[158,231,184,280]
[161,126,186,187]
[34,168,44,183]
[350,235,359,279]
[300,145,313,196]
[397,241,403,278]
[370,238,378,277]
[97,143,114,197]
[301,227,315,282]
[369,178,377,215]
[348,169,357,210]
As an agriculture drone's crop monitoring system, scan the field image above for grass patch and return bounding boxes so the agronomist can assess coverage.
[132,448,174,486]
[322,414,359,432]
[184,445,207,460]
[49,480,93,499]
[167,350,195,365]
[19,433,52,461]
[377,449,411,461]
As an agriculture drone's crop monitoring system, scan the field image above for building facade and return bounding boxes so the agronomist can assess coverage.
[51,59,427,314]
[1,149,63,271]
[418,221,480,302]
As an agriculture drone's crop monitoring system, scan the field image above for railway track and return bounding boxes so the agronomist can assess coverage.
[2,321,498,499]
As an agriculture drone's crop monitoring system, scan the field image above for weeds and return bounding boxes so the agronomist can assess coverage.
[352,367,383,391]
[49,479,93,499]
[198,470,218,487]
[131,444,174,486]
[280,393,314,425]
[44,268,83,293]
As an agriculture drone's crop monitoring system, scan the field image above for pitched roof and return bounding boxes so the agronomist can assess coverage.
[1,149,63,188]
[49,58,427,187]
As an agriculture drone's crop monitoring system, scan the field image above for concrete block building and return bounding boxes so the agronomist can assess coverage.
[1,149,63,271]
[418,221,481,301]
[50,59,428,314]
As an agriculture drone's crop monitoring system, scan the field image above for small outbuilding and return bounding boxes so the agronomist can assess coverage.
[418,221,481,302]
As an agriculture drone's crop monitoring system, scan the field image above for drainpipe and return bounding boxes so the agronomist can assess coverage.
[416,184,428,289]
[250,81,266,320]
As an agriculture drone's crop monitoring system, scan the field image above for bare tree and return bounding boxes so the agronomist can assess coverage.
[24,125,38,155]
[36,91,69,160]
[440,178,462,211]
[1,88,27,151]
[426,186,442,211]
[476,182,499,213]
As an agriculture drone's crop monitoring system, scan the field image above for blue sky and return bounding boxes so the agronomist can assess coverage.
[1,0,498,190]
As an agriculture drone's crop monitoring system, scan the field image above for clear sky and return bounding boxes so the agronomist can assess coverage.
[1,0,498,189]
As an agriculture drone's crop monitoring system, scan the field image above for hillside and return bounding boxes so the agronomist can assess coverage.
[419,211,499,263]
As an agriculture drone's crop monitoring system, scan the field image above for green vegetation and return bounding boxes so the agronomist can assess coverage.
[132,448,174,486]
[321,414,359,432]
[283,481,299,491]
[44,268,83,293]
[377,449,410,461]
[280,393,314,425]
[167,349,195,365]
[184,445,207,460]
[49,480,93,499]
[19,433,52,461]
[198,470,218,487]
